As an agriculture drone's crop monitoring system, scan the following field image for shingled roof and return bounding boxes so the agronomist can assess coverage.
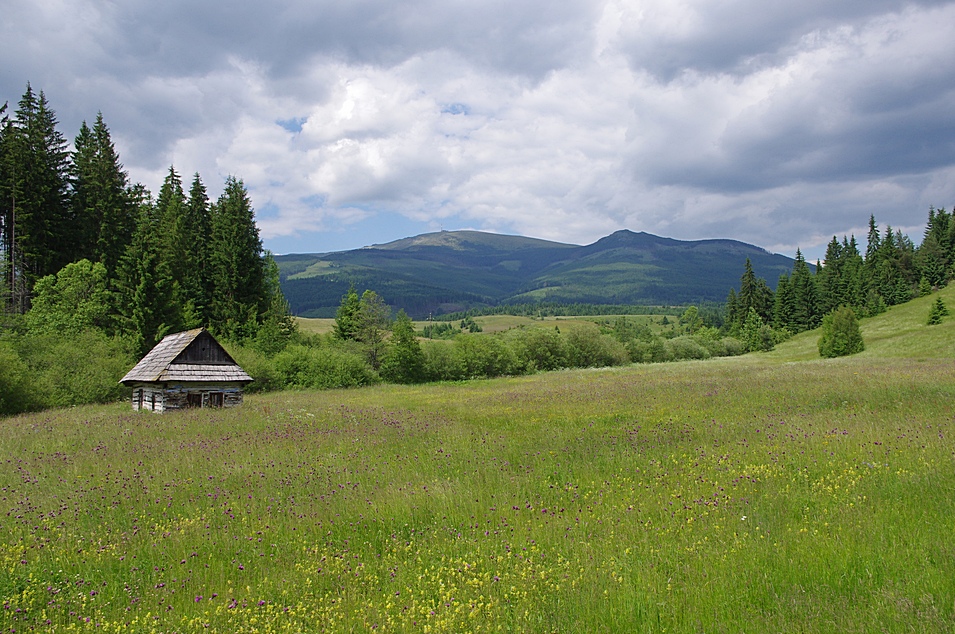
[120,328,253,385]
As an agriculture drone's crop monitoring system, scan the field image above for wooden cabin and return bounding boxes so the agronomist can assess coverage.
[120,328,253,413]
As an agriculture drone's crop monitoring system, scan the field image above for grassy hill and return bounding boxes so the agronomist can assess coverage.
[276,229,796,317]
[1,291,953,631]
[764,282,955,361]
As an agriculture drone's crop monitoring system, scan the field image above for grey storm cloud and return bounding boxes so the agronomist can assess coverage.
[616,0,953,78]
[2,0,954,260]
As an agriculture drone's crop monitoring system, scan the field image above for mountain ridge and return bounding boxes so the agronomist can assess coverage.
[275,229,798,318]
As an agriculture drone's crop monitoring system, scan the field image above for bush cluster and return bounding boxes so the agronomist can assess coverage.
[226,317,749,391]
[1,313,757,417]
[0,330,135,415]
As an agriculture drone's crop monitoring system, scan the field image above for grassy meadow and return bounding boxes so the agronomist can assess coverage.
[3,290,955,632]
[296,312,676,338]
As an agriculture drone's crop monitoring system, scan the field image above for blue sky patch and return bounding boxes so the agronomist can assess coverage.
[441,103,470,116]
[277,117,307,133]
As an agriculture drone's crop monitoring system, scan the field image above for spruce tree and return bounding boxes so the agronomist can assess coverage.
[927,297,948,325]
[789,249,820,331]
[115,192,181,355]
[817,237,844,315]
[0,85,73,309]
[864,215,881,263]
[209,176,266,339]
[725,287,739,328]
[252,252,295,355]
[333,284,361,340]
[841,236,865,311]
[772,273,794,330]
[71,113,135,278]
[918,207,951,289]
[874,227,914,305]
[71,120,96,251]
[184,174,213,322]
[741,307,773,352]
[0,102,11,313]
[916,234,948,289]
[732,258,774,330]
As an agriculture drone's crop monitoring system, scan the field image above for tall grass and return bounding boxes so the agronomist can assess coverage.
[1,291,954,632]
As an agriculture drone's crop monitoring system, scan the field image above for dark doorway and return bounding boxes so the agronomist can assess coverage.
[209,392,224,408]
[187,393,202,408]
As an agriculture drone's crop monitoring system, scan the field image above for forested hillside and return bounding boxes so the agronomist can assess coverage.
[276,229,797,318]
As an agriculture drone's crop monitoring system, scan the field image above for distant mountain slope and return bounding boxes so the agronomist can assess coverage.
[275,229,797,318]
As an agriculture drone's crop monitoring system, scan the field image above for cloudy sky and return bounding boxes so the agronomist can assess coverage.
[4,0,955,260]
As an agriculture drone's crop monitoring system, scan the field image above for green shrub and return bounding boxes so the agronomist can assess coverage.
[693,327,729,357]
[818,306,865,358]
[226,345,282,393]
[564,323,630,368]
[380,311,426,384]
[741,308,775,352]
[421,341,466,382]
[13,331,134,408]
[665,335,711,361]
[273,344,377,389]
[507,327,568,372]
[720,337,746,357]
[626,337,668,363]
[24,260,114,335]
[453,334,520,379]
[0,341,42,415]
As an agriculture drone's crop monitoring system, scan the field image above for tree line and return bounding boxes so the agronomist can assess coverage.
[0,84,294,415]
[0,84,291,355]
[722,211,953,349]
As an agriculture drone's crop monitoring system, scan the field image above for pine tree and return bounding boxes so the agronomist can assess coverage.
[184,174,213,322]
[817,237,844,315]
[252,252,295,355]
[71,113,135,278]
[115,192,181,355]
[772,273,794,330]
[789,249,820,331]
[333,284,362,340]
[927,297,948,325]
[209,176,266,339]
[0,85,73,310]
[732,258,774,330]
